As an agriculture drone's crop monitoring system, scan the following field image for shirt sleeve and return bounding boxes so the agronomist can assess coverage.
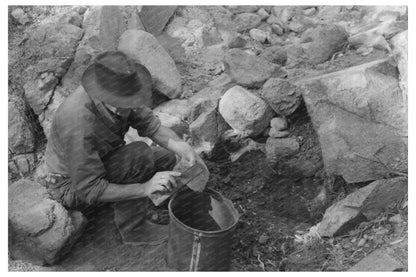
[59,116,109,206]
[128,105,161,138]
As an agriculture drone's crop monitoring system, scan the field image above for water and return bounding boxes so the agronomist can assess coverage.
[170,188,238,232]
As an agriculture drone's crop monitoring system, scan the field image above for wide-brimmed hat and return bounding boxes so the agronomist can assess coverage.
[81,51,152,109]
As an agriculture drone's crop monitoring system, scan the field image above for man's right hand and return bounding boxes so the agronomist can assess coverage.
[144,171,182,197]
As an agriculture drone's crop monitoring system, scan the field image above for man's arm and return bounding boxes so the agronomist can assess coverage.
[150,125,198,166]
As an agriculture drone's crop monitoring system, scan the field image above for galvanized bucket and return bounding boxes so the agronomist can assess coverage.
[167,188,239,271]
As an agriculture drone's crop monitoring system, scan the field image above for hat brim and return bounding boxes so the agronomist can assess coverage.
[81,62,153,109]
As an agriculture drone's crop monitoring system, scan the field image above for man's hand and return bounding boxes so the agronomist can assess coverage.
[144,171,181,197]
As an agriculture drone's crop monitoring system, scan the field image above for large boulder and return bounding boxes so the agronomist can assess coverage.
[317,177,407,237]
[9,179,87,265]
[118,29,182,99]
[219,85,274,137]
[62,6,127,93]
[302,24,348,64]
[390,30,408,100]
[261,78,302,116]
[224,49,283,88]
[299,58,407,183]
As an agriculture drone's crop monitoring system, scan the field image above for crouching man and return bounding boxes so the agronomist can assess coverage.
[43,51,199,245]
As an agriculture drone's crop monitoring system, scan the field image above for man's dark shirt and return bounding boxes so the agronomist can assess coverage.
[44,87,161,207]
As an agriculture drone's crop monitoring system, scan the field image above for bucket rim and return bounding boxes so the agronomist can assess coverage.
[168,188,240,236]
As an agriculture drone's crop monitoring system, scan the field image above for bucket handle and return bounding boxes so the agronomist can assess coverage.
[189,232,203,271]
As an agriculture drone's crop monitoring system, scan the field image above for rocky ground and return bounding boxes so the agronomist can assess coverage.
[8,5,407,271]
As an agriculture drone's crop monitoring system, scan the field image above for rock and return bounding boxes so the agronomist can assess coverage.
[156,33,186,63]
[9,179,86,265]
[256,8,269,20]
[316,6,342,21]
[361,6,407,24]
[201,25,223,46]
[287,20,306,33]
[269,129,289,138]
[271,6,298,23]
[139,6,177,36]
[302,24,348,64]
[260,45,287,65]
[228,36,247,48]
[317,177,407,237]
[59,11,83,27]
[390,31,408,101]
[153,99,190,138]
[8,153,36,177]
[348,248,404,271]
[62,6,127,93]
[360,178,408,220]
[299,58,407,183]
[271,24,284,36]
[259,234,269,244]
[270,117,288,131]
[227,6,258,14]
[388,214,403,224]
[73,5,88,15]
[118,29,182,99]
[224,49,281,88]
[8,97,36,155]
[249,28,268,43]
[233,13,261,32]
[227,137,266,162]
[265,137,299,165]
[261,78,302,116]
[11,8,29,25]
[219,86,274,137]
[303,7,316,16]
[127,8,146,31]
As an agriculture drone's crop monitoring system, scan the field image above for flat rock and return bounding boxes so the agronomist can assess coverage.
[299,58,407,183]
[348,248,404,271]
[9,179,86,265]
[219,85,274,137]
[261,78,302,116]
[317,177,407,237]
[140,6,177,36]
[118,29,182,99]
[233,13,261,32]
[302,24,348,64]
[224,48,280,88]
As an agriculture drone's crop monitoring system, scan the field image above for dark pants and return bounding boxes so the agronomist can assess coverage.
[101,142,176,236]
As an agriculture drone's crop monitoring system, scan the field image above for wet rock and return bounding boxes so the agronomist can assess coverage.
[219,86,274,137]
[390,30,408,100]
[118,29,182,99]
[249,28,268,43]
[233,13,261,32]
[8,97,36,155]
[9,179,86,265]
[299,58,407,183]
[63,6,127,93]
[261,78,302,116]
[256,8,269,20]
[265,137,299,165]
[224,49,280,88]
[302,24,348,64]
[260,45,287,65]
[59,11,83,27]
[317,177,407,237]
[348,248,404,271]
[139,6,177,36]
[227,6,258,14]
[11,8,29,25]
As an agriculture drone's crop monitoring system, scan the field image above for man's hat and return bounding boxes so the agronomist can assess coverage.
[81,51,152,108]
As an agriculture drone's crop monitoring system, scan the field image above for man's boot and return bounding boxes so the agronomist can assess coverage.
[113,198,168,246]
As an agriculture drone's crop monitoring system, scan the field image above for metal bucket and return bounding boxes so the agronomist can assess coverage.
[167,188,239,271]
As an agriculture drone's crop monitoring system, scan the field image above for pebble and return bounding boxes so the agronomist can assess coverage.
[249,28,268,43]
[11,8,29,25]
[259,234,269,244]
[271,24,284,36]
[270,117,288,131]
